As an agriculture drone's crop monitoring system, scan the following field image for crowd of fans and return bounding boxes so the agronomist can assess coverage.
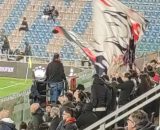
[0,54,160,130]
[0,0,159,129]
[42,5,59,22]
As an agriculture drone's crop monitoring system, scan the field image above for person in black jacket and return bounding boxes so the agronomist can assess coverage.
[27,103,44,130]
[46,53,67,104]
[116,73,135,127]
[1,36,10,54]
[76,103,98,130]
[91,74,112,119]
[127,110,156,130]
[116,72,134,106]
[19,17,28,31]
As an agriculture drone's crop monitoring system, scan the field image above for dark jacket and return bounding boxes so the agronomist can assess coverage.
[2,36,10,50]
[137,122,156,130]
[0,121,16,130]
[109,81,118,112]
[46,60,66,82]
[19,20,28,31]
[77,103,98,130]
[91,76,111,108]
[24,44,31,56]
[49,116,61,130]
[116,80,134,105]
[137,82,152,97]
[28,108,44,130]
[56,118,78,130]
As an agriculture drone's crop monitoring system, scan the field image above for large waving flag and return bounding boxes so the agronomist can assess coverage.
[53,26,108,76]
[53,0,148,76]
[93,0,148,70]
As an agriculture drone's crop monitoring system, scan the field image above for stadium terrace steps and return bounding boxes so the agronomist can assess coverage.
[2,0,30,35]
[121,0,160,52]
[72,1,92,35]
[0,0,17,28]
[8,0,44,50]
[48,0,92,60]
[47,0,86,56]
[0,0,159,57]
[82,20,93,43]
[20,0,61,57]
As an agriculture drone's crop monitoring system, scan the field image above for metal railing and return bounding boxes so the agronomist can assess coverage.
[84,85,160,130]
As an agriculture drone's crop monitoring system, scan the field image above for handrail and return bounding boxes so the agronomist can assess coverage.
[84,85,160,130]
[104,93,160,129]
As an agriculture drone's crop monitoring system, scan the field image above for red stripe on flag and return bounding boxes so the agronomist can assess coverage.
[131,22,140,42]
[100,0,110,6]
[82,48,96,62]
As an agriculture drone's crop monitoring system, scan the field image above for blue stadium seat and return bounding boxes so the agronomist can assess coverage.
[3,0,30,35]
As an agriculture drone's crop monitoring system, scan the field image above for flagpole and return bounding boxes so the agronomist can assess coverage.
[25,64,29,82]
[25,56,29,82]
[25,56,32,82]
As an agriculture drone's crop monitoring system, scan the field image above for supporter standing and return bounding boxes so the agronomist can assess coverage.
[76,103,98,130]
[24,42,32,56]
[1,36,10,54]
[45,53,67,104]
[91,74,112,119]
[117,72,134,106]
[51,9,59,22]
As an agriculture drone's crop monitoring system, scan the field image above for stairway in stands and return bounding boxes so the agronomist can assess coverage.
[8,0,43,50]
[0,0,17,28]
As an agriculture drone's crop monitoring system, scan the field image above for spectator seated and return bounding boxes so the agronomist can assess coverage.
[19,17,29,32]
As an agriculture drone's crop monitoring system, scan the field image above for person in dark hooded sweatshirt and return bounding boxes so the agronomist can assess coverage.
[0,110,16,130]
[46,53,67,104]
[76,103,98,130]
[91,74,112,119]
[127,110,156,130]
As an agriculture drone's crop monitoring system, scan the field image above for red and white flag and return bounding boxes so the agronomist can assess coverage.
[53,0,148,76]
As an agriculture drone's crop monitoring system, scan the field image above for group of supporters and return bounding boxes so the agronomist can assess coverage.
[42,5,59,22]
[0,53,160,130]
[19,4,59,32]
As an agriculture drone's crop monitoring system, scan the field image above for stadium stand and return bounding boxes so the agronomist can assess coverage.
[0,0,17,29]
[0,0,159,58]
[8,0,43,50]
[0,1,160,129]
[2,0,30,35]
